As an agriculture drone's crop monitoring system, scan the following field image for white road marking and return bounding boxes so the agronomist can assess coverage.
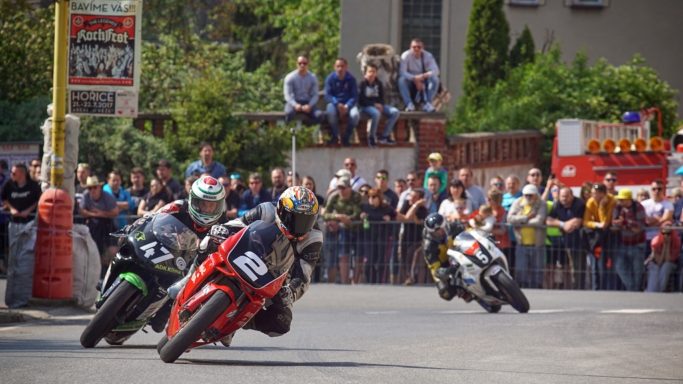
[0,326,21,332]
[529,309,568,314]
[601,309,665,314]
[365,311,399,315]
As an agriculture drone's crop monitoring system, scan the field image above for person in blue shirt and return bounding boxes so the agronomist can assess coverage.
[324,57,359,146]
[184,141,227,179]
[103,170,135,229]
[238,172,271,217]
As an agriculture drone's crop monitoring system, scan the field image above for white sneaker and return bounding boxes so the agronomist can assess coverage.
[405,103,415,112]
[422,102,435,112]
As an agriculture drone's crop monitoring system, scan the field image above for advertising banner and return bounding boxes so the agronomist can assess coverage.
[67,0,142,117]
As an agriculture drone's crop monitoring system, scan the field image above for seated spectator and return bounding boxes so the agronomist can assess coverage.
[358,63,399,147]
[283,54,322,124]
[137,177,171,216]
[398,38,440,112]
[324,57,359,146]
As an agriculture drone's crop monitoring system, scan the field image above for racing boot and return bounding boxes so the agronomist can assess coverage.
[435,265,459,301]
[220,331,236,347]
[167,263,196,300]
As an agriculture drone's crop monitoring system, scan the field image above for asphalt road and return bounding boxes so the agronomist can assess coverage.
[1,284,682,384]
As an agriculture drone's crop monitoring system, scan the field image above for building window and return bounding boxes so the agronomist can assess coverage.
[401,0,442,63]
[566,0,608,8]
[507,0,544,6]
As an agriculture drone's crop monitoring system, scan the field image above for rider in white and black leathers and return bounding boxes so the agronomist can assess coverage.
[203,186,322,338]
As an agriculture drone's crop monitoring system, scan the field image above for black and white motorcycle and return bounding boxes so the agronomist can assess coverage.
[443,229,530,313]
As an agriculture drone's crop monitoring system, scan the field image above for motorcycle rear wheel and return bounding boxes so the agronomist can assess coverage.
[492,271,530,313]
[80,280,139,348]
[159,290,231,363]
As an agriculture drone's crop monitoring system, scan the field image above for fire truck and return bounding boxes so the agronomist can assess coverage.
[550,108,683,194]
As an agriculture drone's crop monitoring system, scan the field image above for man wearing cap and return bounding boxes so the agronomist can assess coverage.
[327,157,367,193]
[611,188,647,291]
[582,183,616,290]
[79,175,119,278]
[184,141,227,180]
[423,153,448,196]
[156,159,183,200]
[547,187,586,289]
[322,176,362,284]
[507,184,547,289]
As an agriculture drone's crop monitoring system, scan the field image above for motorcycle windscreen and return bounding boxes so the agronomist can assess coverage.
[226,224,282,289]
[150,214,199,262]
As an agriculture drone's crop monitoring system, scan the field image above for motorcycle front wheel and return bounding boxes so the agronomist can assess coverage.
[492,271,530,313]
[80,280,139,348]
[159,290,231,363]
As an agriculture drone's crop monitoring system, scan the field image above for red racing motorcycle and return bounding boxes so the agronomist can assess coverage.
[157,221,291,363]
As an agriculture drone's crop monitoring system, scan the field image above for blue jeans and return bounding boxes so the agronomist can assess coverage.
[284,102,322,124]
[646,261,675,292]
[326,103,359,143]
[398,75,439,106]
[360,105,399,139]
[515,244,544,289]
[614,244,645,291]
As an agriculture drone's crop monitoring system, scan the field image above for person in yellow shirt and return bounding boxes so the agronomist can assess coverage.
[507,184,547,288]
[583,183,616,290]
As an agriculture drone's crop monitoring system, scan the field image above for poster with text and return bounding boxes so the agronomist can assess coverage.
[68,0,142,117]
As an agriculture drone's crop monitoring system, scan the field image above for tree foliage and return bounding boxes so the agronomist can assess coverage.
[78,117,176,181]
[452,46,679,138]
[509,25,535,69]
[462,0,510,105]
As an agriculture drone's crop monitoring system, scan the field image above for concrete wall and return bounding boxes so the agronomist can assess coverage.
[293,146,417,194]
[341,0,683,116]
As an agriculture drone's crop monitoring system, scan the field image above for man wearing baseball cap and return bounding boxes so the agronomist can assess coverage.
[611,188,647,291]
[423,152,447,195]
[507,183,547,289]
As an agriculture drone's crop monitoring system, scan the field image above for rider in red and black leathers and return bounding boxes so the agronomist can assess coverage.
[207,187,322,339]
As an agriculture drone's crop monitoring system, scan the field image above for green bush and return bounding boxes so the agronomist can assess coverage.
[452,46,679,137]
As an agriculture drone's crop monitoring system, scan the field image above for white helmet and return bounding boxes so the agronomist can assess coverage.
[189,176,226,227]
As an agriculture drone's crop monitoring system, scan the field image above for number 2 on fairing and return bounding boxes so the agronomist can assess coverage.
[234,251,268,281]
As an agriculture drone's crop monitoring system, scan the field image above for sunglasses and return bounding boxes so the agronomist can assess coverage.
[651,187,663,191]
[297,61,308,65]
[528,173,540,177]
[375,175,387,180]
[360,189,369,194]
[605,178,617,182]
[492,182,503,187]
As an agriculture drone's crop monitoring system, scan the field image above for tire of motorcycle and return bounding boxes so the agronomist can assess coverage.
[476,299,501,313]
[492,271,530,313]
[104,331,136,346]
[80,280,140,348]
[159,290,231,363]
[156,335,168,354]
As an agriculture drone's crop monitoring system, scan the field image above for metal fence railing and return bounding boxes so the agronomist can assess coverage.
[2,213,682,292]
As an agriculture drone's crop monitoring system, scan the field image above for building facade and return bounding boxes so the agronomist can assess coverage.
[340,0,683,115]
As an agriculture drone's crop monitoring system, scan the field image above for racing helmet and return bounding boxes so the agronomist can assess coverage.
[189,176,226,227]
[276,186,319,239]
[424,212,446,234]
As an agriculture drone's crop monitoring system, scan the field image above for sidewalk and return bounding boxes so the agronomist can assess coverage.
[0,277,92,325]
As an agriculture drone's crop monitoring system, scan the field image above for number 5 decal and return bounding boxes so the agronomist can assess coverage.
[234,251,268,281]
